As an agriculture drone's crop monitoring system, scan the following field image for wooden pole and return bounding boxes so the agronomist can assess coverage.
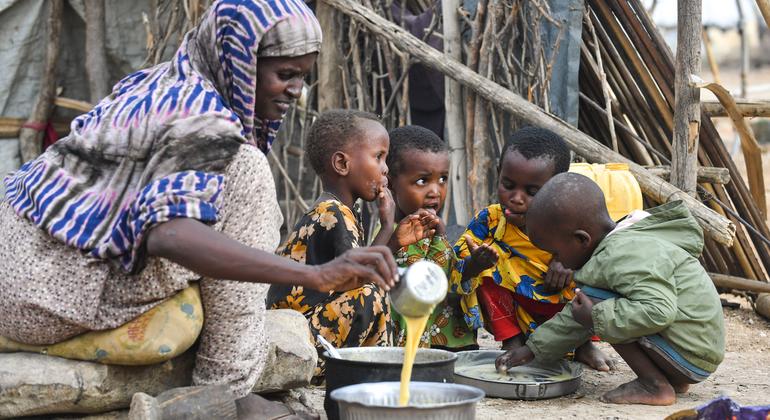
[316,2,343,111]
[709,273,770,294]
[702,100,770,118]
[18,0,63,162]
[736,0,748,98]
[320,0,736,246]
[442,0,470,225]
[645,165,731,185]
[670,0,702,197]
[84,0,110,103]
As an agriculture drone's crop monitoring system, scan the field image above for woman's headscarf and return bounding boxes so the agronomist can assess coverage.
[3,0,321,273]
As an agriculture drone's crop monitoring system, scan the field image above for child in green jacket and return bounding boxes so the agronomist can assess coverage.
[496,172,725,406]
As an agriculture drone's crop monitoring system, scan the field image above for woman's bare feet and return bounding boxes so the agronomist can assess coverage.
[575,341,614,371]
[600,378,676,405]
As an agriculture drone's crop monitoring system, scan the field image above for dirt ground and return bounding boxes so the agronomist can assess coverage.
[300,293,770,419]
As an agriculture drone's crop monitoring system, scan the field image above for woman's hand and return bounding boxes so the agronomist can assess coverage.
[313,246,399,292]
[390,209,439,249]
[543,260,573,293]
[571,289,594,330]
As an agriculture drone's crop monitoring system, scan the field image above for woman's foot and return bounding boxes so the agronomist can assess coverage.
[575,341,614,372]
[600,378,676,405]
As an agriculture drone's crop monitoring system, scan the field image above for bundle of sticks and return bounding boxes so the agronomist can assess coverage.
[578,0,770,282]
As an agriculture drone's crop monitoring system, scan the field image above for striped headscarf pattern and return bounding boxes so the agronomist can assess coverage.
[3,0,321,273]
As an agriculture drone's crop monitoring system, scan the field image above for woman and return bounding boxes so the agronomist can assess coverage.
[0,0,396,409]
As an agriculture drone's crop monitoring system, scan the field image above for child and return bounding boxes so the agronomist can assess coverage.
[386,125,478,351]
[267,110,435,375]
[496,173,725,406]
[450,127,612,370]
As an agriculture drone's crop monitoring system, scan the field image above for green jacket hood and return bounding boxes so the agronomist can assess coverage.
[598,201,704,259]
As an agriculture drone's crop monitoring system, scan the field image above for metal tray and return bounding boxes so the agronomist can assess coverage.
[453,350,582,400]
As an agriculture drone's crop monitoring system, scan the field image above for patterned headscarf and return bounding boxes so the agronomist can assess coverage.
[3,0,321,273]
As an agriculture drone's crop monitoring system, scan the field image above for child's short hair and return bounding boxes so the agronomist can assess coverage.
[306,109,381,175]
[500,126,571,174]
[387,125,448,177]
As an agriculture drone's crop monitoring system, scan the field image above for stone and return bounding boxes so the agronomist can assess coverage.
[0,351,194,418]
[128,385,237,420]
[253,309,317,393]
[0,309,315,417]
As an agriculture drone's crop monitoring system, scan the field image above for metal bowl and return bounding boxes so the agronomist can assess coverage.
[453,350,582,400]
[323,347,457,420]
[330,381,484,420]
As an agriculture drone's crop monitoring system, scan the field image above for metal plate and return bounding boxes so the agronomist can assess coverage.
[453,350,582,400]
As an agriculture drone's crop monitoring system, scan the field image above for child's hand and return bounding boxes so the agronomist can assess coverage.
[391,209,438,248]
[424,207,446,235]
[571,289,594,330]
[376,185,396,227]
[495,345,535,372]
[464,234,498,277]
[544,260,573,293]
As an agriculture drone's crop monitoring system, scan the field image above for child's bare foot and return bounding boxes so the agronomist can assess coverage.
[600,378,676,405]
[575,341,614,372]
[501,334,525,351]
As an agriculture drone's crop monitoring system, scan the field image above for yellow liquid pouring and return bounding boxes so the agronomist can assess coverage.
[399,314,429,406]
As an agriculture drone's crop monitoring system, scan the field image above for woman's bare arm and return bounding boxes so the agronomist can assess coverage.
[146,218,398,292]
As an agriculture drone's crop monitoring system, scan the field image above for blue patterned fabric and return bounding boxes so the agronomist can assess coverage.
[3,0,321,272]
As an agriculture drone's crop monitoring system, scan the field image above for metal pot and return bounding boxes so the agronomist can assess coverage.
[330,381,484,420]
[323,347,457,420]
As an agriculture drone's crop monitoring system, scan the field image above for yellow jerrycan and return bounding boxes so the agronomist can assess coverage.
[568,163,643,221]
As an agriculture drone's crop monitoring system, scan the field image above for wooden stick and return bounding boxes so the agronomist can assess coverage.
[321,0,736,245]
[709,273,770,294]
[443,0,470,225]
[18,0,63,162]
[757,0,770,29]
[671,0,702,196]
[645,165,730,184]
[54,97,93,113]
[697,82,766,218]
[317,2,343,111]
[701,28,722,85]
[84,0,110,103]
[0,117,69,139]
[585,11,617,152]
[702,100,770,118]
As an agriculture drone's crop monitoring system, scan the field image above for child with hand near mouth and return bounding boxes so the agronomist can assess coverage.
[267,110,437,378]
[386,125,478,351]
[450,127,612,371]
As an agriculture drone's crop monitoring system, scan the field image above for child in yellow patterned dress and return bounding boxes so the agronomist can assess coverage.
[450,127,613,371]
[266,110,437,377]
